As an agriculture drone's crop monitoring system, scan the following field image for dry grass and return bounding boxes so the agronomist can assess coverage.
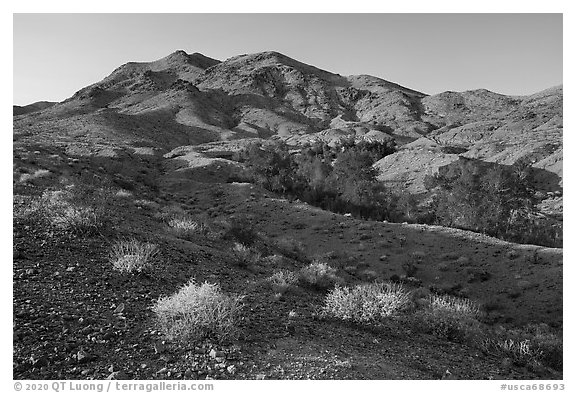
[323,282,411,322]
[19,169,51,183]
[266,270,298,294]
[427,294,481,318]
[109,239,158,273]
[298,261,341,290]
[133,199,158,210]
[168,217,209,239]
[232,243,261,267]
[274,237,307,261]
[223,216,259,246]
[14,188,109,235]
[152,280,243,342]
[481,324,562,370]
[415,294,482,342]
[114,189,132,198]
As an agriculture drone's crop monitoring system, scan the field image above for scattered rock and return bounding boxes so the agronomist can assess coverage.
[30,355,49,367]
[114,303,125,314]
[76,350,90,364]
[106,372,120,380]
[209,349,224,359]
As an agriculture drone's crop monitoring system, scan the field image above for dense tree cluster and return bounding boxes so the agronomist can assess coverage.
[236,140,561,248]
[237,139,398,220]
[424,158,562,247]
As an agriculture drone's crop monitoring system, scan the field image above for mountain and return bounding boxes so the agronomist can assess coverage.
[13,101,57,115]
[13,50,563,380]
[13,49,562,195]
[375,86,563,194]
[13,50,434,148]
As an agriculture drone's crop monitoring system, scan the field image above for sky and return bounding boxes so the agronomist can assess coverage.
[13,13,562,105]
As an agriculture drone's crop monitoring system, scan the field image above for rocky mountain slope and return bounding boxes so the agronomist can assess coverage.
[13,50,562,195]
[13,50,563,380]
[375,86,563,196]
[13,101,57,115]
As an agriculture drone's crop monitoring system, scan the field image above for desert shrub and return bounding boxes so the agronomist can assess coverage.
[14,195,50,228]
[19,169,51,183]
[109,239,158,273]
[415,294,483,342]
[261,254,286,267]
[223,216,259,246]
[482,324,562,371]
[486,338,542,366]
[273,237,308,262]
[14,186,112,235]
[168,217,210,239]
[231,243,261,268]
[298,261,342,290]
[266,270,298,294]
[428,294,481,317]
[323,282,411,322]
[114,189,132,198]
[153,204,187,222]
[152,280,243,342]
[133,199,158,210]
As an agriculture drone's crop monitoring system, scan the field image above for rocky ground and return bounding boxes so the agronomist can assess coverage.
[12,145,562,380]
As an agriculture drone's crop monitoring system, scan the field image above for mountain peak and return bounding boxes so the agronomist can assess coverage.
[157,50,219,68]
[170,49,188,56]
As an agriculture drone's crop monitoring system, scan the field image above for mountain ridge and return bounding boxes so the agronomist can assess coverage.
[13,49,562,192]
[12,49,564,381]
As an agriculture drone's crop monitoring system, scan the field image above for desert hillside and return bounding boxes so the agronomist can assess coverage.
[13,101,57,116]
[13,50,562,195]
[13,50,563,380]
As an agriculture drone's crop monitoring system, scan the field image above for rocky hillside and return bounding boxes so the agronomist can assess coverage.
[375,86,563,194]
[13,101,57,115]
[12,50,441,148]
[13,50,562,220]
[13,49,562,173]
[12,50,563,380]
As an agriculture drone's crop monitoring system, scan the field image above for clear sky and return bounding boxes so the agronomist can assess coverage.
[13,13,562,105]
